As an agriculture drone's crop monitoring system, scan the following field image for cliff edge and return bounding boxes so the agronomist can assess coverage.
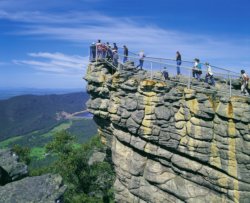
[85,61,250,203]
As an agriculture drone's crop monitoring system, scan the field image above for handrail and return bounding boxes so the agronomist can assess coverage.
[117,53,239,78]
[89,43,248,98]
[99,54,248,98]
[123,48,239,75]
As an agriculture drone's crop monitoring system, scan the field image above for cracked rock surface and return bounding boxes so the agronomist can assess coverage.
[86,61,250,203]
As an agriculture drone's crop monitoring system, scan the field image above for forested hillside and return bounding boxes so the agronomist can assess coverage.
[0,92,89,141]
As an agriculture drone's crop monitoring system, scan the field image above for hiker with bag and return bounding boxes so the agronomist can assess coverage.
[192,58,202,81]
[204,62,215,86]
[240,70,249,96]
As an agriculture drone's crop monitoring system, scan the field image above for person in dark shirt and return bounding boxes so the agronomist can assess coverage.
[176,51,181,75]
[113,43,118,51]
[89,42,96,61]
[113,50,119,67]
[123,45,128,63]
[162,67,169,80]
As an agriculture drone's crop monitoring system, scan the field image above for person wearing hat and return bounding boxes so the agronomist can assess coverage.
[192,58,202,81]
[204,62,215,86]
[162,67,169,80]
[240,69,249,96]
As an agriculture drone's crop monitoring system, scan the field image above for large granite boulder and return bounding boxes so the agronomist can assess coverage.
[86,61,250,203]
[0,174,66,203]
[0,149,28,185]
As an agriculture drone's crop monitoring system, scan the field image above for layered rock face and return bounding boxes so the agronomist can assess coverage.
[85,61,250,203]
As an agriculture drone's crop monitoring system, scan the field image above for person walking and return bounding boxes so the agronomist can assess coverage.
[176,51,182,75]
[136,50,145,69]
[240,70,249,96]
[123,45,128,63]
[204,62,215,86]
[192,58,202,81]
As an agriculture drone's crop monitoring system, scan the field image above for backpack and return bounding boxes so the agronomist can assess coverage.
[246,74,249,81]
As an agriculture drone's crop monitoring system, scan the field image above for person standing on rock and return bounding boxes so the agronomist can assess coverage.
[192,58,202,81]
[123,45,128,63]
[240,70,249,96]
[96,39,102,59]
[106,43,113,61]
[162,67,169,80]
[89,42,96,61]
[204,62,215,86]
[113,50,119,67]
[176,51,182,75]
[136,50,145,69]
[113,43,118,51]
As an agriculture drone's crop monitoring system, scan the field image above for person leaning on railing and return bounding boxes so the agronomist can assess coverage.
[240,69,249,96]
[204,62,215,86]
[192,58,202,81]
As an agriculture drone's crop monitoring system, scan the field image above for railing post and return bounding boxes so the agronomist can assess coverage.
[187,68,191,89]
[95,44,97,64]
[151,62,153,79]
[229,75,232,97]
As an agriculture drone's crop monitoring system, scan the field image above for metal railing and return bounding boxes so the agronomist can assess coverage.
[88,44,245,98]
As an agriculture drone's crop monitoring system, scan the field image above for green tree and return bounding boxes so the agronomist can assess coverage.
[12,144,31,165]
[42,130,115,203]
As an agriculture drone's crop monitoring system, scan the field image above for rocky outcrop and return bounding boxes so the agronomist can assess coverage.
[0,149,28,185]
[0,174,66,203]
[86,61,250,203]
[0,149,66,202]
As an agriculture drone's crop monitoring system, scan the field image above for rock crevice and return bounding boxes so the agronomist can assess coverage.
[86,61,250,203]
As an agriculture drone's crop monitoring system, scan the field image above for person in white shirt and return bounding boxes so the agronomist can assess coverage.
[136,50,145,69]
[240,69,249,96]
[204,62,215,86]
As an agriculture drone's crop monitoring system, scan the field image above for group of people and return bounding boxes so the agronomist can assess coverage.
[89,40,120,66]
[174,53,215,86]
[90,40,145,68]
[90,41,249,96]
[174,53,249,95]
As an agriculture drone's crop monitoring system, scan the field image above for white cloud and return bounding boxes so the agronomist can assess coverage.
[2,10,250,73]
[13,52,89,76]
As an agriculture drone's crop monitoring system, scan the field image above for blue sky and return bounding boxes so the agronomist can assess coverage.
[0,0,249,89]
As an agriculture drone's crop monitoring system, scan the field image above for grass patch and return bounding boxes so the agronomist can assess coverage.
[0,136,23,149]
[30,147,46,160]
[41,121,72,138]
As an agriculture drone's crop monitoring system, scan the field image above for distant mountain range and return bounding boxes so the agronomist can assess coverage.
[0,88,84,100]
[0,92,89,141]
